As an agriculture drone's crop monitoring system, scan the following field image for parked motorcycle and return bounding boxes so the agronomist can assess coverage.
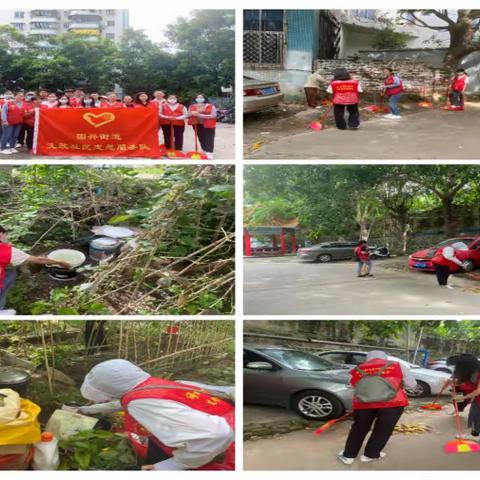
[368,245,390,259]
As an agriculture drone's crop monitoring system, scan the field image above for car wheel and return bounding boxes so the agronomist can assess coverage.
[291,390,344,420]
[406,380,431,398]
[462,259,474,272]
[316,253,332,263]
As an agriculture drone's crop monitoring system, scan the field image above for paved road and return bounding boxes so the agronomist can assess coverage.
[244,258,480,315]
[244,403,478,470]
[5,123,235,161]
[245,104,480,159]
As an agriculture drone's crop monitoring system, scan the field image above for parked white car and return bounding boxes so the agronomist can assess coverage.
[316,350,451,397]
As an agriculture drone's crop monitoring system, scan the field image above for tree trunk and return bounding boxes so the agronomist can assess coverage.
[444,12,475,67]
[442,196,457,236]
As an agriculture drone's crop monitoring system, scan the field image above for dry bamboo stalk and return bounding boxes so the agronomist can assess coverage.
[38,322,54,395]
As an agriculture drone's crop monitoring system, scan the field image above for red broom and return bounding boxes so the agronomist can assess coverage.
[309,104,334,131]
[420,392,444,410]
[166,123,186,158]
[444,392,480,453]
[314,413,351,435]
[185,124,208,159]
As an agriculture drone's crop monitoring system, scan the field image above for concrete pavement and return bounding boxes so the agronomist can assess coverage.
[245,104,480,159]
[244,404,479,470]
[244,257,480,315]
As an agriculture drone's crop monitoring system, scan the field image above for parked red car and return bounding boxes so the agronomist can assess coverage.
[408,236,480,272]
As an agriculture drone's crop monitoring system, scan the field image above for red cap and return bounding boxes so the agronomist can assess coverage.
[41,432,54,442]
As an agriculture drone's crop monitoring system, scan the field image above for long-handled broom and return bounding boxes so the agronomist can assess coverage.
[165,123,186,158]
[314,413,351,435]
[309,104,334,131]
[444,392,480,453]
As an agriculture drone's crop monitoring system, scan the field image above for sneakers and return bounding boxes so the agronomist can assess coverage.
[384,114,395,119]
[0,149,13,155]
[9,148,18,153]
[337,451,355,465]
[391,115,402,120]
[206,152,214,160]
[360,452,387,463]
[0,309,16,315]
[445,285,454,289]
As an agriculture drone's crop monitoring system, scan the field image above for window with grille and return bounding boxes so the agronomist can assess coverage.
[244,10,285,66]
[14,12,25,19]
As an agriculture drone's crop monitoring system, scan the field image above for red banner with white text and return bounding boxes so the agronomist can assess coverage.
[34,108,161,158]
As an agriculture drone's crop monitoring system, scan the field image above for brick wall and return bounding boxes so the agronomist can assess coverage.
[312,58,451,98]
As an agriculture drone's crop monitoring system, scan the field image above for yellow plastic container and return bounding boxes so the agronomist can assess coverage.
[0,400,41,446]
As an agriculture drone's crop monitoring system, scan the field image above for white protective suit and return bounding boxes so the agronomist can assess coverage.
[79,359,234,470]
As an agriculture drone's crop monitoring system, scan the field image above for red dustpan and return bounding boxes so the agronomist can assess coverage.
[166,124,186,158]
[309,104,333,131]
[444,395,480,453]
[314,413,351,435]
[186,124,208,159]
[420,393,444,410]
[417,83,433,108]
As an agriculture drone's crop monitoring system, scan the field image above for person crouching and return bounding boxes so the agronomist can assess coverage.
[326,68,362,130]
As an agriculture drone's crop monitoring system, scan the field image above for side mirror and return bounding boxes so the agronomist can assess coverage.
[246,361,274,371]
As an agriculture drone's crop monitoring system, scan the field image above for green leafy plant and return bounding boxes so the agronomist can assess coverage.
[59,430,137,471]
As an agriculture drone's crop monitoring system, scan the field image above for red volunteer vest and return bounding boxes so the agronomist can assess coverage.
[6,102,25,125]
[160,104,185,126]
[0,243,13,289]
[23,103,36,126]
[121,377,235,470]
[385,75,404,96]
[188,104,217,128]
[451,75,467,92]
[351,358,409,410]
[431,246,458,270]
[330,80,360,105]
[354,246,369,262]
[101,101,124,108]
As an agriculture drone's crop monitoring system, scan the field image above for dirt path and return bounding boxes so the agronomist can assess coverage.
[244,405,479,470]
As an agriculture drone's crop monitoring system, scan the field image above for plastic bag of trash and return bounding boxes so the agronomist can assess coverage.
[0,389,21,424]
[45,410,98,441]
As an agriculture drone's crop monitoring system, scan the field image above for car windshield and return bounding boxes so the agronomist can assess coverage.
[435,238,473,249]
[258,348,339,371]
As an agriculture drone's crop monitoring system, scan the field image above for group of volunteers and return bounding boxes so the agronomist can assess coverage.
[337,351,480,465]
[0,88,218,158]
[304,66,470,130]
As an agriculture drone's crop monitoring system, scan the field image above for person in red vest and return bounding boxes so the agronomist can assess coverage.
[64,89,78,107]
[78,359,235,471]
[338,350,417,465]
[1,92,26,154]
[133,92,156,109]
[123,95,135,108]
[326,68,363,130]
[159,94,188,151]
[57,94,72,108]
[17,91,36,150]
[382,67,404,119]
[23,96,42,154]
[450,68,469,109]
[431,241,467,288]
[0,225,70,315]
[150,90,166,109]
[41,93,59,109]
[450,354,480,437]
[102,92,124,108]
[79,94,96,108]
[188,94,217,159]
[354,240,373,278]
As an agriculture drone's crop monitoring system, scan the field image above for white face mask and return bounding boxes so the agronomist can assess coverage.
[196,97,205,104]
[59,99,68,104]
[84,99,92,105]
[168,98,177,105]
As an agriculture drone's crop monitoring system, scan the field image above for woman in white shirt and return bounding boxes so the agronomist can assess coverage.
[78,359,235,471]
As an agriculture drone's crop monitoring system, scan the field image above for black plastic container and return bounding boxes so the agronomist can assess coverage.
[0,367,31,397]
[46,266,78,281]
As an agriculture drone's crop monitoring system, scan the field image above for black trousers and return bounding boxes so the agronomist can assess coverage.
[25,125,35,150]
[161,125,185,151]
[435,264,451,286]
[343,406,404,459]
[196,125,215,153]
[17,124,27,146]
[334,104,360,130]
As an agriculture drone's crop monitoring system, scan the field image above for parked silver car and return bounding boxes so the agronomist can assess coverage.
[298,242,390,263]
[243,76,284,114]
[316,350,451,397]
[244,345,353,420]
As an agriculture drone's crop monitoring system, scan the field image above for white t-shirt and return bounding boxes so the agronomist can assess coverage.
[10,247,30,267]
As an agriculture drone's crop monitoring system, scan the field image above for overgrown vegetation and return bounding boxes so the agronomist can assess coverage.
[0,165,234,314]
